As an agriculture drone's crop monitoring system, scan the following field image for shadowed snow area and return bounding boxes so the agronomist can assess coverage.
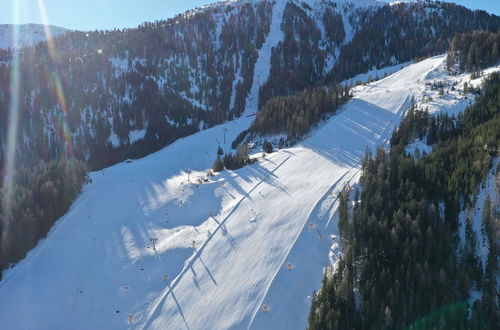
[1,55,480,330]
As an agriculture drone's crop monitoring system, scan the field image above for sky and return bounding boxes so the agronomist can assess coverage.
[0,0,499,31]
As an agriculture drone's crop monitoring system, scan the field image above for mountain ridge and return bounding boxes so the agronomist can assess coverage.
[0,23,68,50]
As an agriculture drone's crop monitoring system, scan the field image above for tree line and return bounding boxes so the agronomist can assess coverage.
[447,30,500,73]
[251,84,350,139]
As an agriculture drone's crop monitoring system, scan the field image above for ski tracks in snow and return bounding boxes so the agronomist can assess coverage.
[142,154,293,329]
[247,72,425,329]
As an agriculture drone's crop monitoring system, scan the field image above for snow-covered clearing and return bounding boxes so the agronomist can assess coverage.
[403,60,500,157]
[415,59,500,116]
[405,138,433,156]
[1,54,493,330]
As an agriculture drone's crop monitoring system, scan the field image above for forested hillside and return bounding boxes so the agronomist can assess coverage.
[0,159,87,277]
[447,30,500,73]
[308,72,500,329]
[251,84,350,138]
[329,1,500,82]
[0,0,499,172]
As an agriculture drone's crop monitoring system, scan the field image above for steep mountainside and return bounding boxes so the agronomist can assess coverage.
[0,0,498,171]
[0,24,68,50]
[2,53,496,330]
[309,71,500,329]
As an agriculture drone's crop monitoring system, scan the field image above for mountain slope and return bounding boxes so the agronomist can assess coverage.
[1,54,493,329]
[0,24,68,49]
[309,69,500,329]
[0,0,498,172]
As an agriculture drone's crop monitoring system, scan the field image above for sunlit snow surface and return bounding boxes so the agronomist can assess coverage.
[1,55,499,330]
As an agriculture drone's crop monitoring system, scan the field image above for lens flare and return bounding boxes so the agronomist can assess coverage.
[2,0,22,217]
[2,0,75,221]
[37,0,74,157]
[50,69,74,156]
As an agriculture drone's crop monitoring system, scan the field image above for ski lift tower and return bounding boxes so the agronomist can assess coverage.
[150,238,158,251]
[223,128,228,144]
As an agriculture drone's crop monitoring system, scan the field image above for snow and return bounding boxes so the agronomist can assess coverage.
[0,24,68,50]
[468,289,482,307]
[342,61,412,86]
[109,131,120,148]
[389,1,415,6]
[402,59,500,157]
[405,138,433,156]
[416,59,500,117]
[243,0,287,115]
[229,54,243,111]
[464,157,499,312]
[338,0,383,6]
[130,129,147,144]
[458,157,499,271]
[340,3,356,45]
[0,116,254,330]
[1,54,495,330]
[110,56,129,77]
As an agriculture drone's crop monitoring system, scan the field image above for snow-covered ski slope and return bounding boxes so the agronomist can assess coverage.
[1,55,495,330]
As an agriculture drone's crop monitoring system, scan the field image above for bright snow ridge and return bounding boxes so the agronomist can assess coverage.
[1,55,496,330]
[0,24,68,50]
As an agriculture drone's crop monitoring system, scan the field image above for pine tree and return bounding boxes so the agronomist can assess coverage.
[263,140,273,154]
[338,188,350,240]
[481,194,493,244]
[278,138,285,149]
[212,155,224,172]
[446,52,455,73]
[492,41,499,62]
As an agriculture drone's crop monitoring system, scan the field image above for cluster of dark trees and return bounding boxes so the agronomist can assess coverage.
[212,142,256,172]
[0,158,87,278]
[391,102,460,151]
[252,85,350,138]
[262,140,273,153]
[308,72,500,329]
[231,128,250,150]
[447,30,500,73]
